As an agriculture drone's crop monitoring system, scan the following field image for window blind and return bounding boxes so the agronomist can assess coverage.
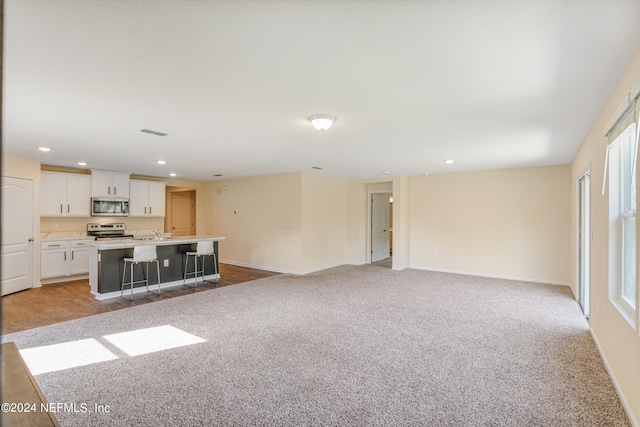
[602,82,640,196]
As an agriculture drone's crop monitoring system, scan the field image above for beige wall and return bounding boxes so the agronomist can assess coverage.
[208,172,303,273]
[408,165,571,284]
[300,172,347,273]
[571,44,640,425]
[207,171,350,274]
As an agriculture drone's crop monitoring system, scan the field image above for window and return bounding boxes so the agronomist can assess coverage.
[608,122,637,325]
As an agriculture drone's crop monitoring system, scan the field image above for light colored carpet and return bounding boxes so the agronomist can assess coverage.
[1,264,630,426]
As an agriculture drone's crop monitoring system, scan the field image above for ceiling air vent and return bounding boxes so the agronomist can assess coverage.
[140,129,168,136]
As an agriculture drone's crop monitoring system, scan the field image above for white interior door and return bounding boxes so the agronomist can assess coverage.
[2,176,35,296]
[371,193,391,262]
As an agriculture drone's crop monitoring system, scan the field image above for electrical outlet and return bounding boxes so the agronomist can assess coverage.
[163,259,169,267]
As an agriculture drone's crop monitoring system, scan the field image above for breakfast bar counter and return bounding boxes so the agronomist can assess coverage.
[88,236,225,299]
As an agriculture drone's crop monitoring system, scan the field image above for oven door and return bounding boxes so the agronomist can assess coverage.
[91,198,129,217]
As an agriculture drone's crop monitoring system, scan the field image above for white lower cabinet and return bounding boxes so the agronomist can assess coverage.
[41,240,91,279]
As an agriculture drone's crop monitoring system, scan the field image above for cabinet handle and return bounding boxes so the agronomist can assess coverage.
[108,187,111,195]
[64,252,67,261]
[114,187,117,195]
[149,206,152,215]
[144,206,147,214]
[60,204,63,213]
[72,251,75,260]
[49,244,61,247]
[67,204,70,213]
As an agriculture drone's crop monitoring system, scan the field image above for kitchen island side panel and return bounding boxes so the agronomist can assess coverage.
[97,241,219,294]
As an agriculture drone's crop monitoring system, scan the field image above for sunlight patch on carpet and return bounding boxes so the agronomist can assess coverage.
[103,325,206,356]
[20,338,119,375]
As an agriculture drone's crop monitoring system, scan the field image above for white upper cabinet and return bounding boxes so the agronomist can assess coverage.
[41,172,91,217]
[129,180,166,217]
[91,170,130,199]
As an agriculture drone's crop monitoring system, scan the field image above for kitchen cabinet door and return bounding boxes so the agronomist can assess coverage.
[41,248,67,279]
[91,170,113,198]
[69,247,89,275]
[148,182,166,217]
[40,172,66,216]
[111,173,130,198]
[129,180,148,216]
[65,174,91,216]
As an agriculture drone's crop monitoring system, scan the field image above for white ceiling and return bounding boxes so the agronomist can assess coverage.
[4,0,640,181]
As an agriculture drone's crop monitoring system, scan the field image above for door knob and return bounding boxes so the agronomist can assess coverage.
[28,237,34,242]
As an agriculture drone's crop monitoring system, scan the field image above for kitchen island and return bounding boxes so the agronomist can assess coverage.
[89,236,225,299]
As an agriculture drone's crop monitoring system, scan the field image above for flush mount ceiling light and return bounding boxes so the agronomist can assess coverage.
[38,147,51,152]
[444,159,455,164]
[157,160,166,165]
[78,162,87,166]
[169,173,177,177]
[308,114,336,131]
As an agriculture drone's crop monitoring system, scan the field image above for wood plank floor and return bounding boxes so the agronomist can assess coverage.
[1,263,280,335]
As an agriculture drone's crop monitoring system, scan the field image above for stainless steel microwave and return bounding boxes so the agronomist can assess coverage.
[91,198,129,217]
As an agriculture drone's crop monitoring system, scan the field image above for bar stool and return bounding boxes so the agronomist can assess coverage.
[183,240,218,288]
[121,245,161,300]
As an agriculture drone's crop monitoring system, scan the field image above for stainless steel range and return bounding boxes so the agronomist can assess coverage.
[87,223,133,240]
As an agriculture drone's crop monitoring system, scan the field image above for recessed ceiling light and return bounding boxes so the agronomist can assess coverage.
[78,162,87,166]
[157,160,166,165]
[444,160,454,164]
[169,173,176,177]
[38,147,51,152]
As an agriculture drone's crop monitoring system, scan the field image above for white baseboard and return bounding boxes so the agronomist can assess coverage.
[408,265,572,287]
[589,329,638,427]
[41,274,89,286]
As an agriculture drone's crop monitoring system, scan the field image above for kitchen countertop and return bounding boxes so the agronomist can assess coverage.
[90,235,225,249]
[41,232,94,241]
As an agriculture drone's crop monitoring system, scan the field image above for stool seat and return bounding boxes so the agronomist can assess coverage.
[184,240,218,288]
[121,245,161,300]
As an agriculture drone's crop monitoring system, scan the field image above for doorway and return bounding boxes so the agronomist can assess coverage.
[2,176,34,295]
[370,192,392,263]
[166,189,196,236]
[578,172,590,319]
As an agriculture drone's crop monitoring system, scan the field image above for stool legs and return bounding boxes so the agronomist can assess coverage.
[121,259,161,300]
[184,254,201,288]
[184,253,218,288]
